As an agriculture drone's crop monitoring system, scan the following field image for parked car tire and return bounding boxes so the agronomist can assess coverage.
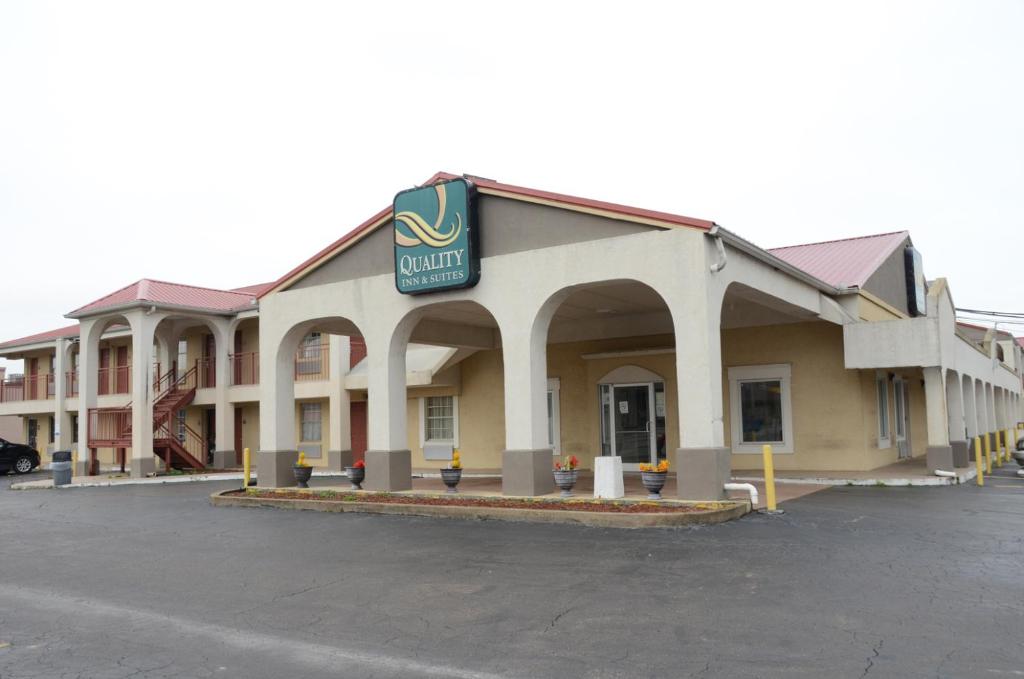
[13,455,34,474]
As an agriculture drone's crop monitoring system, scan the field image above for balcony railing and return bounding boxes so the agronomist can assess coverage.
[98,365,131,395]
[196,357,216,389]
[230,351,259,385]
[66,370,79,397]
[294,341,329,382]
[87,407,131,446]
[0,374,55,403]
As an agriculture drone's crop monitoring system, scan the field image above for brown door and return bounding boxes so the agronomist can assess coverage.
[204,408,215,465]
[350,402,367,462]
[28,358,38,400]
[115,346,129,394]
[234,407,244,465]
[99,348,110,395]
[203,334,216,388]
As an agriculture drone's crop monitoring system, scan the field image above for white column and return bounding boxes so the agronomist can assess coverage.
[976,381,988,436]
[986,384,996,436]
[364,322,412,491]
[962,377,977,440]
[257,324,297,486]
[52,338,73,455]
[945,371,965,442]
[209,320,234,468]
[673,293,725,450]
[923,367,950,447]
[500,322,549,452]
[76,319,99,476]
[127,310,160,478]
[327,334,352,470]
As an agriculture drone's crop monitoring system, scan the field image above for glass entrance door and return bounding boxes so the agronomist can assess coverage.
[611,383,655,467]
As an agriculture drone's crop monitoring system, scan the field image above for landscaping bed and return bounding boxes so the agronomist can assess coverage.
[212,488,750,528]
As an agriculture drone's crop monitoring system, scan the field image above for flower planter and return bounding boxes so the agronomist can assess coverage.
[293,465,313,489]
[640,471,667,500]
[345,465,365,490]
[440,468,463,493]
[553,469,579,497]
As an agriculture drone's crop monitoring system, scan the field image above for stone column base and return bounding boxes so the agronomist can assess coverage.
[676,447,731,501]
[364,450,412,491]
[257,450,298,487]
[502,449,554,496]
[327,449,354,472]
[926,445,954,472]
[211,450,237,469]
[950,440,969,468]
[130,457,157,479]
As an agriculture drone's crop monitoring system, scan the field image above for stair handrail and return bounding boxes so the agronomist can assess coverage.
[155,420,207,467]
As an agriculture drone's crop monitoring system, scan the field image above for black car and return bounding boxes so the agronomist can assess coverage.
[0,438,40,474]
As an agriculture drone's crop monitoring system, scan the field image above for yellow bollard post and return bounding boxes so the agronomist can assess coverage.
[243,447,251,489]
[984,433,992,474]
[762,444,778,513]
[974,436,984,486]
[71,450,78,477]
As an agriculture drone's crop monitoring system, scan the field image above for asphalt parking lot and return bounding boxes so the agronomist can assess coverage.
[1,466,1022,678]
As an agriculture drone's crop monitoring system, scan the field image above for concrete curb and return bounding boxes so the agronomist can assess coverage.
[10,470,347,491]
[209,490,750,529]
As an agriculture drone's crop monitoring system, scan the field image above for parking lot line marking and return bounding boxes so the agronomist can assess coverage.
[0,585,506,679]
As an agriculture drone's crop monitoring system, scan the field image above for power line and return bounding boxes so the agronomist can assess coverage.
[955,307,1024,318]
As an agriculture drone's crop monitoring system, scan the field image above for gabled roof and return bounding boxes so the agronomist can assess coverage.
[0,324,81,350]
[67,279,259,318]
[767,231,909,289]
[261,171,717,297]
[230,282,275,296]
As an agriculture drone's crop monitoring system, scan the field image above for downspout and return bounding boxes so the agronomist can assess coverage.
[708,225,727,273]
[724,482,758,507]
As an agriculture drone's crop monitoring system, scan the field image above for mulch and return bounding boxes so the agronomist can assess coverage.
[229,489,720,514]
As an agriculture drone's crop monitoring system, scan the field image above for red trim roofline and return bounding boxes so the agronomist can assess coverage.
[259,172,716,298]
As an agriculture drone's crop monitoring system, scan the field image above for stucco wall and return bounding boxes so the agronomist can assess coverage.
[724,321,926,471]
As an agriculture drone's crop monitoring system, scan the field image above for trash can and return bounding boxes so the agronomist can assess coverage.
[51,450,73,486]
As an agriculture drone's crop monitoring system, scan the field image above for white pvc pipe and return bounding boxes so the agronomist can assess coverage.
[933,470,957,478]
[724,482,758,506]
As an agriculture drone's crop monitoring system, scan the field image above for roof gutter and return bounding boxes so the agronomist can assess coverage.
[65,300,251,320]
[707,225,854,296]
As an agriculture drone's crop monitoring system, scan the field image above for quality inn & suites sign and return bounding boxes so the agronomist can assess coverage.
[393,178,480,294]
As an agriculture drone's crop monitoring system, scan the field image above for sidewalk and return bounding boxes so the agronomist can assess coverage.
[733,456,979,487]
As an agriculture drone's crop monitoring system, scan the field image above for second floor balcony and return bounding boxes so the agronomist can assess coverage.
[0,373,55,403]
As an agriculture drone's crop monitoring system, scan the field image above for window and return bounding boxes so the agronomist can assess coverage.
[425,396,454,441]
[48,416,55,444]
[176,340,188,378]
[176,409,186,444]
[296,332,325,376]
[876,373,891,448]
[893,378,907,440]
[300,402,322,442]
[71,414,79,444]
[547,378,561,454]
[728,364,794,454]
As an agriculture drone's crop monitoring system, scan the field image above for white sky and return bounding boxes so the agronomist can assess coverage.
[1,1,1022,372]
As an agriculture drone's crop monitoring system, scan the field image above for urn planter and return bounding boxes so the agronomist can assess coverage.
[345,465,365,490]
[293,465,313,489]
[440,468,463,493]
[640,471,668,500]
[552,469,579,497]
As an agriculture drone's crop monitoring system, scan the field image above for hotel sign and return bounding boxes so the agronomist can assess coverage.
[393,178,480,295]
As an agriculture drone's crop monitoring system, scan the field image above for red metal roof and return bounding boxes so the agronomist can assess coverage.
[230,282,275,296]
[260,172,716,297]
[0,324,81,350]
[68,279,259,317]
[768,231,909,289]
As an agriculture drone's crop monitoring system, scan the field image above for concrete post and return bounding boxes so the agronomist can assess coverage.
[986,383,997,457]
[76,319,99,477]
[364,324,412,492]
[497,309,553,497]
[127,310,161,478]
[327,334,353,471]
[672,290,730,501]
[211,320,236,469]
[257,325,297,487]
[944,370,968,467]
[962,376,978,463]
[924,367,954,472]
[52,338,74,461]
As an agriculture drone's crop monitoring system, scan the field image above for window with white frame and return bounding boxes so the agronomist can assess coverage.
[876,372,891,448]
[424,396,455,442]
[547,378,561,454]
[300,402,322,442]
[728,364,794,453]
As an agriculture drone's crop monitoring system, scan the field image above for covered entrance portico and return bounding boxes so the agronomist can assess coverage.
[255,174,847,500]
